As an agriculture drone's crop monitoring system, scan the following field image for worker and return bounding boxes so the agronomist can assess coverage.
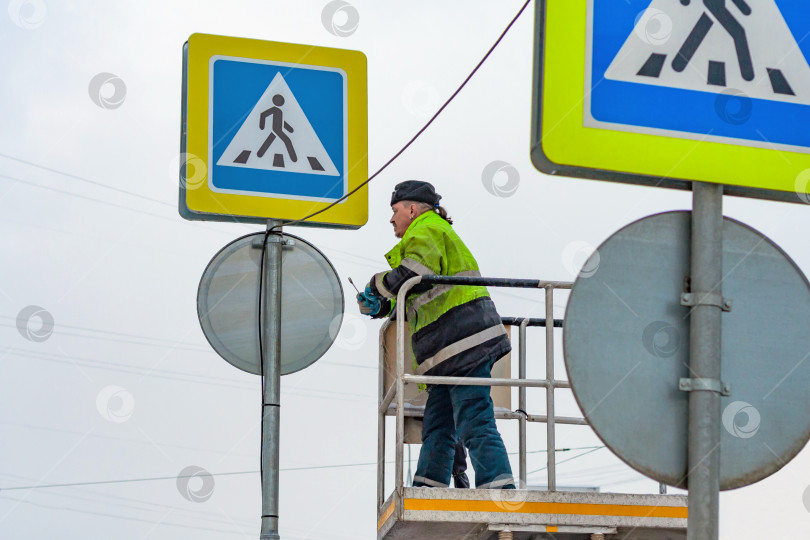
[358,180,515,490]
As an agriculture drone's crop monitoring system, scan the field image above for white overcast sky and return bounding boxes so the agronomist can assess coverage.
[2,1,810,539]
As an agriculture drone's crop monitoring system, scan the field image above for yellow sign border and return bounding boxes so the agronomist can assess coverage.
[183,33,368,227]
[532,1,810,202]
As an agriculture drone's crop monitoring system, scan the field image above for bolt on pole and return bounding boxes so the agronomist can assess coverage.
[686,182,723,540]
[261,219,283,540]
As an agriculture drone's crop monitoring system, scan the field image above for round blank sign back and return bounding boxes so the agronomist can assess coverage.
[564,211,810,490]
[197,232,344,376]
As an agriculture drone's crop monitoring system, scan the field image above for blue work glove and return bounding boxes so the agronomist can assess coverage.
[357,285,382,317]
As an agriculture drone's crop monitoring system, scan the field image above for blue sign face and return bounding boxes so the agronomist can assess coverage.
[209,57,347,201]
[586,0,810,152]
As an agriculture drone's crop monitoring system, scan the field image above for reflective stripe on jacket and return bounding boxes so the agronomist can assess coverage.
[369,211,510,376]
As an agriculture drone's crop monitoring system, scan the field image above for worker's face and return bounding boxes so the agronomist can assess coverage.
[390,202,414,238]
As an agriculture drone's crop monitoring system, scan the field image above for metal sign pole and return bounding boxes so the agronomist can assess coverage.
[261,219,283,540]
[686,182,723,540]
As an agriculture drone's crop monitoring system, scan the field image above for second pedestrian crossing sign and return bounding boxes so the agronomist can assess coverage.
[532,0,810,202]
[181,34,368,227]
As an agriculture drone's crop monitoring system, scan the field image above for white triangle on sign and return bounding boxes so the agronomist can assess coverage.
[217,72,340,176]
[604,0,810,105]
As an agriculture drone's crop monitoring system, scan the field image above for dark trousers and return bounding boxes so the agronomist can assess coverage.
[412,360,514,489]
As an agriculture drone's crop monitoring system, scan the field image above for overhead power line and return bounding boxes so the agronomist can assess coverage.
[0,315,208,348]
[0,446,605,492]
[2,347,375,402]
[0,172,176,222]
[0,494,340,540]
[0,470,257,492]
[526,446,607,477]
[0,152,172,206]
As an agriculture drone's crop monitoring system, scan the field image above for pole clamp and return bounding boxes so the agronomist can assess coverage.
[680,292,732,312]
[679,377,731,396]
[251,236,295,249]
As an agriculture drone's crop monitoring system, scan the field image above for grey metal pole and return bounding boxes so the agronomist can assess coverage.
[518,319,529,488]
[395,279,417,495]
[260,219,283,540]
[686,182,723,540]
[377,321,390,510]
[545,286,556,491]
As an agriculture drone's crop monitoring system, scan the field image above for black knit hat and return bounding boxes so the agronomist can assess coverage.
[390,180,441,207]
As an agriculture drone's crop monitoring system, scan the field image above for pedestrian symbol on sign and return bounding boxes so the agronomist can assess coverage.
[604,0,810,104]
[258,94,297,164]
[672,0,755,83]
[217,72,340,177]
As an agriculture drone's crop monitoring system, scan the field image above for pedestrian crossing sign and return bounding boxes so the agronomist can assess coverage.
[532,0,810,203]
[181,34,368,227]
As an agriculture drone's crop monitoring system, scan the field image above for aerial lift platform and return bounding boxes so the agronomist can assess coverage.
[376,276,687,540]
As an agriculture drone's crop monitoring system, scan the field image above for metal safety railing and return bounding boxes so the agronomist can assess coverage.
[376,275,587,511]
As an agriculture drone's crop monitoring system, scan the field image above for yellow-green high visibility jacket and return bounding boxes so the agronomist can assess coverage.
[368,211,510,377]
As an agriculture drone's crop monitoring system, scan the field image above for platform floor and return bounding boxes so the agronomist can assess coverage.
[378,487,687,540]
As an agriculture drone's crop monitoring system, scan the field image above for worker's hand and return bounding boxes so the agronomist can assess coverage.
[357,285,381,316]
